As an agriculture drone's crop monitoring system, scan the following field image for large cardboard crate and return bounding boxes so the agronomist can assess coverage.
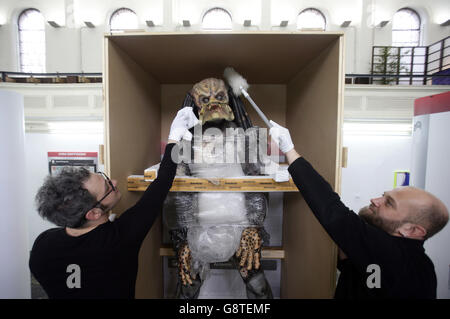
[103,32,344,298]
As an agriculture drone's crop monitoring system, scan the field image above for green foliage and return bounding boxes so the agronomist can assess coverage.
[372,47,409,84]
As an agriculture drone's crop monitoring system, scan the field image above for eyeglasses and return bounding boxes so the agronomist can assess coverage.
[90,172,116,210]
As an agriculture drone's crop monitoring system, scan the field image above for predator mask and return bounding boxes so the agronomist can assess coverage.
[190,78,235,125]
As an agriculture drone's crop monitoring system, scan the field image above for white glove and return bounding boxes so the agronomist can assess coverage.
[269,120,294,153]
[168,107,199,142]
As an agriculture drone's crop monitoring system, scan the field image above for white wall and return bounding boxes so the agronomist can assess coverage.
[0,90,30,298]
[341,133,412,213]
[0,0,449,74]
[0,24,18,72]
[25,131,103,248]
[46,27,82,72]
[422,111,450,299]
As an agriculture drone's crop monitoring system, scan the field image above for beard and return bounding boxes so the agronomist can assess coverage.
[358,206,404,235]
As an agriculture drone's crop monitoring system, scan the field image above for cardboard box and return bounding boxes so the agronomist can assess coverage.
[104,32,344,298]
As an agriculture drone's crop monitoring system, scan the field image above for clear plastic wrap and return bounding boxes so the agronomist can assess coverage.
[163,192,197,230]
[187,225,246,264]
[163,121,270,270]
[244,193,267,226]
[197,192,247,225]
[163,192,268,229]
[163,191,269,268]
[190,124,250,176]
[190,127,245,176]
[189,162,244,178]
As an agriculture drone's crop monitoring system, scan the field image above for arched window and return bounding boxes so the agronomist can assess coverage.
[297,8,326,30]
[392,8,421,46]
[202,7,232,30]
[18,8,46,73]
[110,8,138,32]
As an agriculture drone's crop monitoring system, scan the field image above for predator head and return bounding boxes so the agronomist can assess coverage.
[190,78,234,125]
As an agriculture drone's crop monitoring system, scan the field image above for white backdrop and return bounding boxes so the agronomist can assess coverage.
[421,111,450,299]
[0,90,30,298]
[341,133,413,213]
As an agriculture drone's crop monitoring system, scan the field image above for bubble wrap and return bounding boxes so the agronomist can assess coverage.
[163,120,270,266]
[187,225,246,263]
[163,192,267,229]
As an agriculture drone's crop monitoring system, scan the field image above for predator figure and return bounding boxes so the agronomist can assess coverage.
[164,78,273,299]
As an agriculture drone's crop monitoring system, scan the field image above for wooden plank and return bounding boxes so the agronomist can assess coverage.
[144,170,157,180]
[342,147,348,168]
[160,246,285,259]
[98,144,104,165]
[104,37,163,299]
[282,37,342,298]
[128,175,298,192]
[107,32,343,84]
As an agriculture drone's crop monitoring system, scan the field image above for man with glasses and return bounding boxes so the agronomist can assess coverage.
[29,107,198,299]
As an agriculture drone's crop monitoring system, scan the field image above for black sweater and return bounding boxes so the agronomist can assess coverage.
[288,157,437,299]
[29,143,177,299]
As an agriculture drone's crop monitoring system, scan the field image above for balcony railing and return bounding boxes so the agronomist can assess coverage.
[367,36,449,85]
[1,36,449,86]
[0,72,102,84]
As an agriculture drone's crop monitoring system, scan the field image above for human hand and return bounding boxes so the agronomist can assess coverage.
[236,227,262,271]
[269,120,294,153]
[168,107,199,142]
[178,243,194,286]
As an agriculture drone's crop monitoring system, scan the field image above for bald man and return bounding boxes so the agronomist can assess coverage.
[358,187,448,240]
[269,120,449,299]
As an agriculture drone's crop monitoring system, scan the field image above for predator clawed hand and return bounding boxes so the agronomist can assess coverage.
[236,227,262,271]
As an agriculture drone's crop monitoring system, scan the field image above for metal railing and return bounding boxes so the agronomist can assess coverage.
[2,35,449,87]
[369,36,449,85]
[0,71,102,83]
[345,73,450,85]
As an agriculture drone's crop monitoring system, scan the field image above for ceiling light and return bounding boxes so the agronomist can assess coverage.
[48,21,61,28]
[47,121,104,135]
[84,21,95,28]
[343,122,412,136]
[377,20,389,28]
